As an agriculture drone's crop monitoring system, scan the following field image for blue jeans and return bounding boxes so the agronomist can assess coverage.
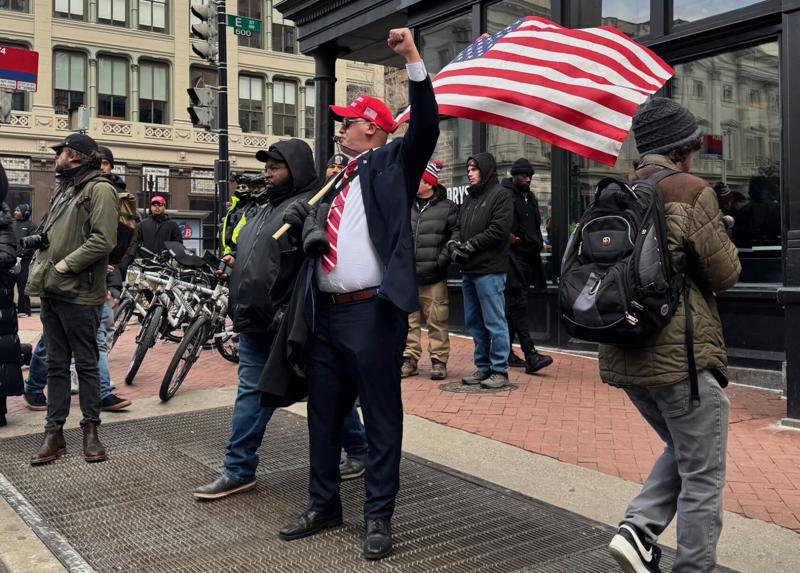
[25,302,113,399]
[462,273,510,375]
[223,331,276,484]
[342,407,368,461]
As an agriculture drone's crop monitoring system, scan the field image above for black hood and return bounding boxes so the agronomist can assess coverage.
[105,172,127,191]
[270,139,319,197]
[467,152,498,196]
[0,162,8,205]
[501,177,529,195]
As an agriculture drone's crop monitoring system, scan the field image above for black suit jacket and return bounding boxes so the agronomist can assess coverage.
[309,75,440,315]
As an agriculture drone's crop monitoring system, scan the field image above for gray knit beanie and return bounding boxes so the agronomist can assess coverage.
[632,97,702,156]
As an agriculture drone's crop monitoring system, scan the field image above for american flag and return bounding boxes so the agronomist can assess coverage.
[395,17,673,166]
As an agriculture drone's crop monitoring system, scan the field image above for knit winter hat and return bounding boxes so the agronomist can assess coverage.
[423,159,443,186]
[632,97,702,156]
[510,157,534,176]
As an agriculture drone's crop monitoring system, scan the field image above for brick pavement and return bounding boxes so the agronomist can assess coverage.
[5,314,800,533]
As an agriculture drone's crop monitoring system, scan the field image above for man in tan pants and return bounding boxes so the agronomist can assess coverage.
[402,161,459,380]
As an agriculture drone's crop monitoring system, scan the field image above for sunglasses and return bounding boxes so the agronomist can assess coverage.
[341,118,369,130]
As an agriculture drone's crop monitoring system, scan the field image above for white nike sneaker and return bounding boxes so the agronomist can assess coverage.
[609,523,662,573]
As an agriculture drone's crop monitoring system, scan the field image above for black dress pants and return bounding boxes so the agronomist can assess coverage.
[15,258,31,314]
[307,296,406,520]
[505,287,535,355]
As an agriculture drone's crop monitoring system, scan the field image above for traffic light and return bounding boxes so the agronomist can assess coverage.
[190,1,218,63]
[187,84,215,130]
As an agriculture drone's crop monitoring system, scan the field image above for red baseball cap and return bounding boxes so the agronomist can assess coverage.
[330,94,397,134]
[150,195,167,205]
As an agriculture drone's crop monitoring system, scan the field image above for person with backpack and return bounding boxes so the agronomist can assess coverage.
[13,202,35,317]
[25,133,119,465]
[452,152,514,390]
[566,98,741,572]
[502,158,553,375]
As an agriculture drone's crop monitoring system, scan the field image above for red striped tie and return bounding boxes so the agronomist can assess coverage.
[320,160,358,273]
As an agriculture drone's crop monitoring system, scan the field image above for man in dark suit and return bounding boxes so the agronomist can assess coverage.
[279,27,439,560]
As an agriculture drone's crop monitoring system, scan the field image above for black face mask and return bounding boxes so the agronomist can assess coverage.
[55,163,83,179]
[266,182,295,206]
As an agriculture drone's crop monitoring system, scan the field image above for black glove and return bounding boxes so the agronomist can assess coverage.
[451,240,476,264]
[302,202,331,257]
[284,199,312,229]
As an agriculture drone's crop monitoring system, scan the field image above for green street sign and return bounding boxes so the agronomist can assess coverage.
[227,15,261,37]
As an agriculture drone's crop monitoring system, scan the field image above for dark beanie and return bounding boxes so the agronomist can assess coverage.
[510,157,535,176]
[632,97,702,156]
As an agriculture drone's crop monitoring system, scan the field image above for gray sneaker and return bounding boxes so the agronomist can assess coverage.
[481,372,509,389]
[339,457,366,480]
[461,370,490,385]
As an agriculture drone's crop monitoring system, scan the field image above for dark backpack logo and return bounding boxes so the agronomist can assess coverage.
[602,236,611,247]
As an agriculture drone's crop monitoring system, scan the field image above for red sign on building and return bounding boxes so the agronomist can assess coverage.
[0,45,39,92]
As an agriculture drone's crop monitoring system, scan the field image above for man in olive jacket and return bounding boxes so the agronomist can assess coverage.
[25,134,119,466]
[603,99,740,573]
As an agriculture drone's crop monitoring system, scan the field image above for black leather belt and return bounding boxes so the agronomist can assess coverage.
[328,287,379,305]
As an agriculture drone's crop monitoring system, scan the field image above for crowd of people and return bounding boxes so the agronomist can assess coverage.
[0,27,743,573]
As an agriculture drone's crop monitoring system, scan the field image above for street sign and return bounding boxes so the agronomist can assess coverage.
[0,45,39,92]
[227,15,261,37]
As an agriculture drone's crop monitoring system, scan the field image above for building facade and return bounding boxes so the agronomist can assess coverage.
[277,0,800,420]
[0,0,385,252]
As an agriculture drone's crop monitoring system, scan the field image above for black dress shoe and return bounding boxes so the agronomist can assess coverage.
[525,352,554,374]
[279,508,343,541]
[192,475,256,500]
[363,518,392,560]
[508,351,526,368]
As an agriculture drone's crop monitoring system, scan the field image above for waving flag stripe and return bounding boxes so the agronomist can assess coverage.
[394,16,672,166]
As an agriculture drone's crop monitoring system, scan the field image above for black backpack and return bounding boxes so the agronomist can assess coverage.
[559,168,701,404]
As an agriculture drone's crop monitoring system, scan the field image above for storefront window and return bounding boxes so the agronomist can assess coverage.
[487,0,554,279]
[674,0,764,26]
[602,0,649,37]
[419,13,474,200]
[672,42,781,283]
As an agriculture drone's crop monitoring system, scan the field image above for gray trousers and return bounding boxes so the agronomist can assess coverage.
[623,370,729,573]
[40,298,103,432]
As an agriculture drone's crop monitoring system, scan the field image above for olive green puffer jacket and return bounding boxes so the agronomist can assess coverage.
[598,155,741,387]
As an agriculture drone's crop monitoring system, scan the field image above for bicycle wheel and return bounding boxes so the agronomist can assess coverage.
[159,315,210,402]
[213,319,239,364]
[108,298,134,350]
[125,305,163,385]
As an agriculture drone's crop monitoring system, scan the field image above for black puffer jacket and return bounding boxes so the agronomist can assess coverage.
[136,213,182,255]
[457,153,513,275]
[229,139,318,334]
[411,185,459,285]
[503,177,546,290]
[0,164,23,397]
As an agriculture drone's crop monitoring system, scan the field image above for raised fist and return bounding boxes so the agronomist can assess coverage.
[388,28,421,63]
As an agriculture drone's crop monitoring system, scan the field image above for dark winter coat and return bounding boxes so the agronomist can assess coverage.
[13,215,36,260]
[0,164,23,397]
[502,177,546,291]
[411,185,459,285]
[136,213,182,255]
[229,139,318,334]
[457,153,513,275]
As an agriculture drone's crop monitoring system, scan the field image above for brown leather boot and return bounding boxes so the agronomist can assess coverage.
[82,423,107,463]
[30,430,67,466]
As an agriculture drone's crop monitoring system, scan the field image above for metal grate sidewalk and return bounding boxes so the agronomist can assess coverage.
[0,408,738,572]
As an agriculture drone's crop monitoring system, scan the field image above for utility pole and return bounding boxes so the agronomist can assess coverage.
[215,0,229,256]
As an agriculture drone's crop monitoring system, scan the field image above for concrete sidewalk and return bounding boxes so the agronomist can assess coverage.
[2,314,799,572]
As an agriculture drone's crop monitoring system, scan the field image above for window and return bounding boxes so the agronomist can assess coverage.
[346,83,372,104]
[272,23,295,53]
[111,163,126,180]
[53,51,86,114]
[692,80,705,98]
[600,0,649,37]
[190,65,218,129]
[139,61,168,124]
[98,0,126,26]
[142,165,169,194]
[0,156,30,185]
[0,0,29,13]
[673,42,781,283]
[304,82,315,140]
[191,169,215,194]
[723,84,734,102]
[272,79,296,137]
[674,0,763,26]
[139,0,166,33]
[98,56,127,119]
[54,0,84,19]
[238,74,263,133]
[237,0,262,49]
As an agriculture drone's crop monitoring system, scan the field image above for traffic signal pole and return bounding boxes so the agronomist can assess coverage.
[215,1,229,254]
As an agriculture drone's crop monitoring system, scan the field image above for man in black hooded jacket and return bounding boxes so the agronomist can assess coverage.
[451,152,513,389]
[192,139,318,500]
[502,158,553,375]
